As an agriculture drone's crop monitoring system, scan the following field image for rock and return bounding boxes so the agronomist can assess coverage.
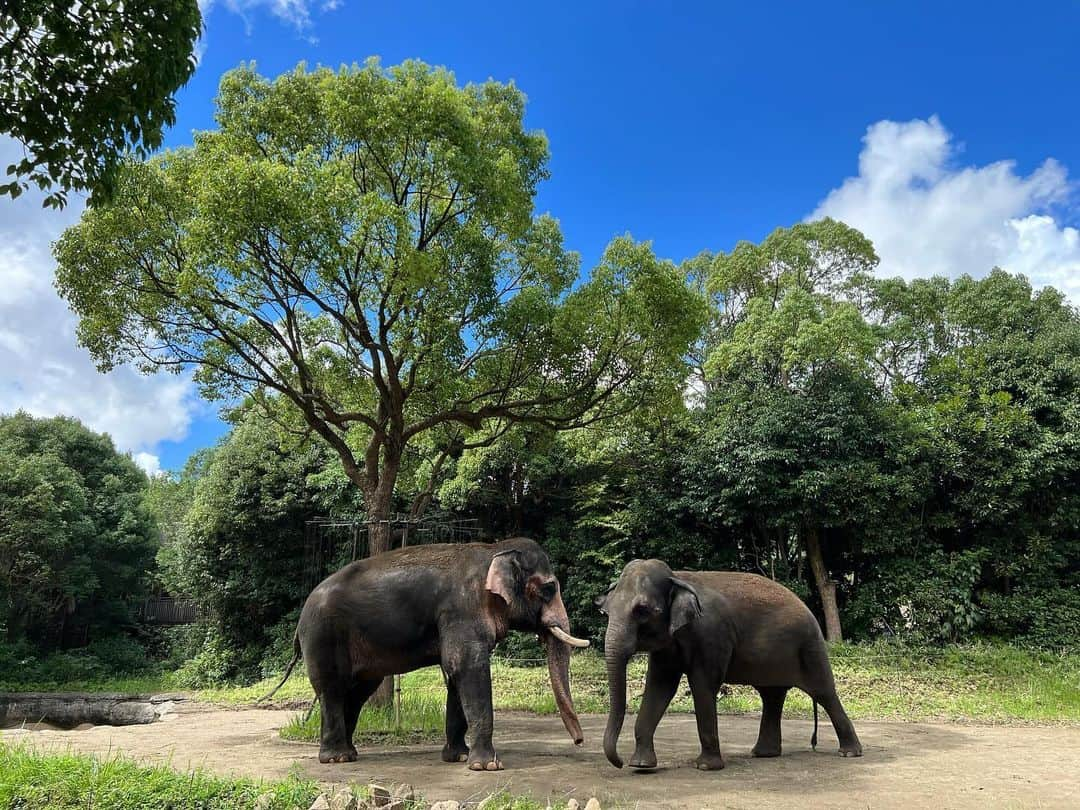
[309,795,332,810]
[329,791,359,810]
[391,784,415,803]
[368,785,391,807]
[566,800,581,810]
[429,802,461,810]
[584,800,601,810]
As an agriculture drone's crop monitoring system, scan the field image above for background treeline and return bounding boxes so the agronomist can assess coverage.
[2,221,1078,686]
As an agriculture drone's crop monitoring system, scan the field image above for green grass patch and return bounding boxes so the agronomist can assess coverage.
[0,675,173,694]
[0,742,327,809]
[274,641,1080,742]
[280,686,446,745]
[6,642,1078,731]
[0,745,560,809]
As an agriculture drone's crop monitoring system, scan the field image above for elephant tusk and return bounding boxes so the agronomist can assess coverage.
[548,625,590,648]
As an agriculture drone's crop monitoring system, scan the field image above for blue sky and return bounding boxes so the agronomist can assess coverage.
[2,1,1079,474]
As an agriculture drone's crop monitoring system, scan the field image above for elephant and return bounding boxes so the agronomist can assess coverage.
[265,537,589,769]
[597,559,862,771]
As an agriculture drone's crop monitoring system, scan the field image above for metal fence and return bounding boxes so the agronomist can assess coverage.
[303,514,482,594]
[139,596,200,624]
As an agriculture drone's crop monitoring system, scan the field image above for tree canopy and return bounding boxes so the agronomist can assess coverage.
[0,413,156,649]
[54,59,705,551]
[0,0,201,207]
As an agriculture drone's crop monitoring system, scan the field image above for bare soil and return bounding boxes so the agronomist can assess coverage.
[4,706,1079,808]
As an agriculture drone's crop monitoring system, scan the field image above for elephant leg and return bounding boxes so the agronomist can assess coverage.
[813,688,863,757]
[687,666,725,771]
[343,678,381,755]
[630,653,681,769]
[752,686,788,757]
[441,678,470,763]
[318,685,357,764]
[444,642,500,771]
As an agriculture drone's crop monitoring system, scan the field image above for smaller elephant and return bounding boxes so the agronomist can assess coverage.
[597,559,862,771]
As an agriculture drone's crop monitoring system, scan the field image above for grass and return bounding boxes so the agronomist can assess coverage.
[0,675,176,694]
[0,742,326,809]
[5,642,1078,741]
[0,744,559,810]
[268,641,1080,743]
[279,687,446,744]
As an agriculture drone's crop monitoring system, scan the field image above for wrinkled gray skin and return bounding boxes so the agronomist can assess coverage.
[297,537,585,769]
[598,559,862,771]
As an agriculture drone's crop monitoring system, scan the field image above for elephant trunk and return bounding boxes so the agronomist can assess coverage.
[603,623,633,768]
[540,588,585,745]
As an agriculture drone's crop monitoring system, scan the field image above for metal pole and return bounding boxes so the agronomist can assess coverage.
[395,674,402,730]
[396,520,407,731]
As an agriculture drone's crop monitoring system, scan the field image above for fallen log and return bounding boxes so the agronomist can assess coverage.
[0,692,183,728]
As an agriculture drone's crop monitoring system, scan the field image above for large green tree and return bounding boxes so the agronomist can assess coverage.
[866,270,1080,645]
[55,60,705,555]
[0,0,201,207]
[0,413,156,649]
[696,219,882,640]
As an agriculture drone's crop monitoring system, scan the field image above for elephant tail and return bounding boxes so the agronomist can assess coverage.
[811,699,819,751]
[304,695,320,723]
[258,633,302,703]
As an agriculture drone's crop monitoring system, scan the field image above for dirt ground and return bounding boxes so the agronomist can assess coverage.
[4,706,1079,809]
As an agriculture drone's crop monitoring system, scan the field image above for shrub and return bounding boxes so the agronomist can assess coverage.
[980,586,1080,651]
[0,634,154,689]
[167,625,239,688]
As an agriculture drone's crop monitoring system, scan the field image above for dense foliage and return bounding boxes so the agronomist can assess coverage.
[433,224,1080,651]
[0,0,201,207]
[155,413,336,683]
[0,413,156,652]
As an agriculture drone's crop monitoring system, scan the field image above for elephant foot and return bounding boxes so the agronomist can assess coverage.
[694,751,726,771]
[441,742,470,763]
[838,740,863,758]
[467,746,503,771]
[629,747,658,770]
[318,747,358,764]
[751,742,781,758]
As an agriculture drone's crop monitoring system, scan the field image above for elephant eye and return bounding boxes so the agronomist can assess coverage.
[539,581,557,602]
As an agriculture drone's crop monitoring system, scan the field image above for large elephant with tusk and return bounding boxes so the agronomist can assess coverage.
[266,537,589,769]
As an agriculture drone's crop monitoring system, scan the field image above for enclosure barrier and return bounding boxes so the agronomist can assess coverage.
[139,597,199,624]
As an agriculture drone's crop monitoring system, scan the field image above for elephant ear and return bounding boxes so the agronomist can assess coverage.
[669,577,702,635]
[594,580,618,614]
[485,550,521,605]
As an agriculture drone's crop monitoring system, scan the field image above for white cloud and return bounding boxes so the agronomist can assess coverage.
[133,452,164,477]
[195,0,342,59]
[811,116,1080,300]
[198,0,338,33]
[0,137,197,459]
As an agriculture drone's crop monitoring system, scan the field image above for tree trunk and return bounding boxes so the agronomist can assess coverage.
[363,449,401,706]
[804,526,843,642]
